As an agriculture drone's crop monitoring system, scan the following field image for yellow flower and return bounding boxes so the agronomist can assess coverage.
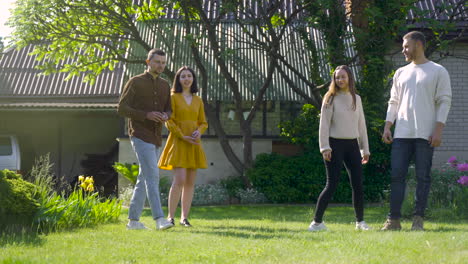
[80,182,87,189]
[85,177,93,184]
[86,184,94,192]
[78,175,84,182]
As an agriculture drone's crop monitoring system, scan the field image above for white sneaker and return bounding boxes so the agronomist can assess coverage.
[156,217,174,230]
[356,221,371,230]
[126,220,149,230]
[308,221,327,232]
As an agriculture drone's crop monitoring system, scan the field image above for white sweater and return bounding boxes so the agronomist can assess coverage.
[319,92,370,156]
[386,61,452,139]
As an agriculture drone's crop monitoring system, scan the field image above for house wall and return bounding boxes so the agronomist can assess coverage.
[390,41,468,166]
[0,110,121,181]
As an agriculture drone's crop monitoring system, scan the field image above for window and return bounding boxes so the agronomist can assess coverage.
[0,136,13,156]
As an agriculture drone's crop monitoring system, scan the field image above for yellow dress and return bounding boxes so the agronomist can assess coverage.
[158,93,208,170]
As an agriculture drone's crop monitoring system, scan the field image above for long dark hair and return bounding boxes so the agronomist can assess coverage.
[172,66,198,93]
[323,65,357,110]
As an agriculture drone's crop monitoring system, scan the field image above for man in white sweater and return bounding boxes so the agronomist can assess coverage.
[381,31,452,231]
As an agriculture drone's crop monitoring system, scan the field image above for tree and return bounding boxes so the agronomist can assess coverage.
[8,0,176,82]
[8,0,324,186]
[178,0,330,186]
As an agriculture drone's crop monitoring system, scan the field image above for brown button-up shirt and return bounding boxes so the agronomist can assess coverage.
[118,71,172,146]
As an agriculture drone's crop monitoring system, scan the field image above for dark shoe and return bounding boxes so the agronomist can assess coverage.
[168,218,175,226]
[411,216,424,231]
[180,219,192,227]
[381,218,401,231]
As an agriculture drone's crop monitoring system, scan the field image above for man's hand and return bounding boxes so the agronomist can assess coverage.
[429,122,445,147]
[382,121,393,144]
[322,150,332,161]
[146,112,167,122]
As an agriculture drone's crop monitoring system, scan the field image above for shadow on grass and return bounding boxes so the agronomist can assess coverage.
[0,230,43,247]
[135,205,465,231]
[186,225,317,240]
[189,204,389,224]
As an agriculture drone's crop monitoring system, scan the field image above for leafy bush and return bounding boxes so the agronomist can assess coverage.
[247,152,325,203]
[0,170,40,232]
[237,188,269,204]
[220,176,245,199]
[402,158,468,220]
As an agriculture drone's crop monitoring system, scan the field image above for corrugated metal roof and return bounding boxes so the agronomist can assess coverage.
[125,20,357,101]
[0,45,125,98]
[408,0,468,23]
[0,102,117,110]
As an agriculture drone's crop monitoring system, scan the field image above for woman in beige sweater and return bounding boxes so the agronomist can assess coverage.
[308,65,371,232]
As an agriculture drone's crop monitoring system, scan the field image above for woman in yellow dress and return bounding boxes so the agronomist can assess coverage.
[158,66,207,227]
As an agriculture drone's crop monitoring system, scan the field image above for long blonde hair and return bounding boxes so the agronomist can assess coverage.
[323,65,357,110]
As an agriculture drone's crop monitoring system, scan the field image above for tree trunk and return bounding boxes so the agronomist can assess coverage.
[181,7,246,178]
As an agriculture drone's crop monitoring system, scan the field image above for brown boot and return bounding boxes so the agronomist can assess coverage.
[381,218,401,231]
[411,215,424,231]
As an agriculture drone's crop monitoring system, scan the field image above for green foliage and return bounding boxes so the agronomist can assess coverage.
[279,104,320,149]
[0,170,40,232]
[112,162,170,192]
[26,154,57,201]
[303,0,348,68]
[113,162,139,184]
[352,0,415,115]
[247,152,322,203]
[220,175,245,199]
[19,155,123,232]
[402,161,468,220]
[270,14,286,27]
[7,0,174,83]
[255,103,390,203]
[35,189,122,232]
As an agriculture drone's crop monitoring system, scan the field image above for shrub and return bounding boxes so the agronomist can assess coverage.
[220,176,245,200]
[0,169,40,232]
[401,158,468,220]
[28,155,122,232]
[237,188,269,204]
[248,152,326,203]
[257,103,390,204]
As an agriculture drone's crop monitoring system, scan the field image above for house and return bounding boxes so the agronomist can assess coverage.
[1,0,466,194]
[0,45,124,195]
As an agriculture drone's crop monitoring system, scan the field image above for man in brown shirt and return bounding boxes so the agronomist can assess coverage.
[118,48,173,230]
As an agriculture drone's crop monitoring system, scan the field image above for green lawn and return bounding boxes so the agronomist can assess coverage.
[1,205,467,264]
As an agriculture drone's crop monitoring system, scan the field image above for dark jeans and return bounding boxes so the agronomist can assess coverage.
[314,138,364,223]
[388,138,434,219]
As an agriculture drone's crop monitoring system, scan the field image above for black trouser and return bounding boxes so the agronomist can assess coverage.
[314,138,364,223]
